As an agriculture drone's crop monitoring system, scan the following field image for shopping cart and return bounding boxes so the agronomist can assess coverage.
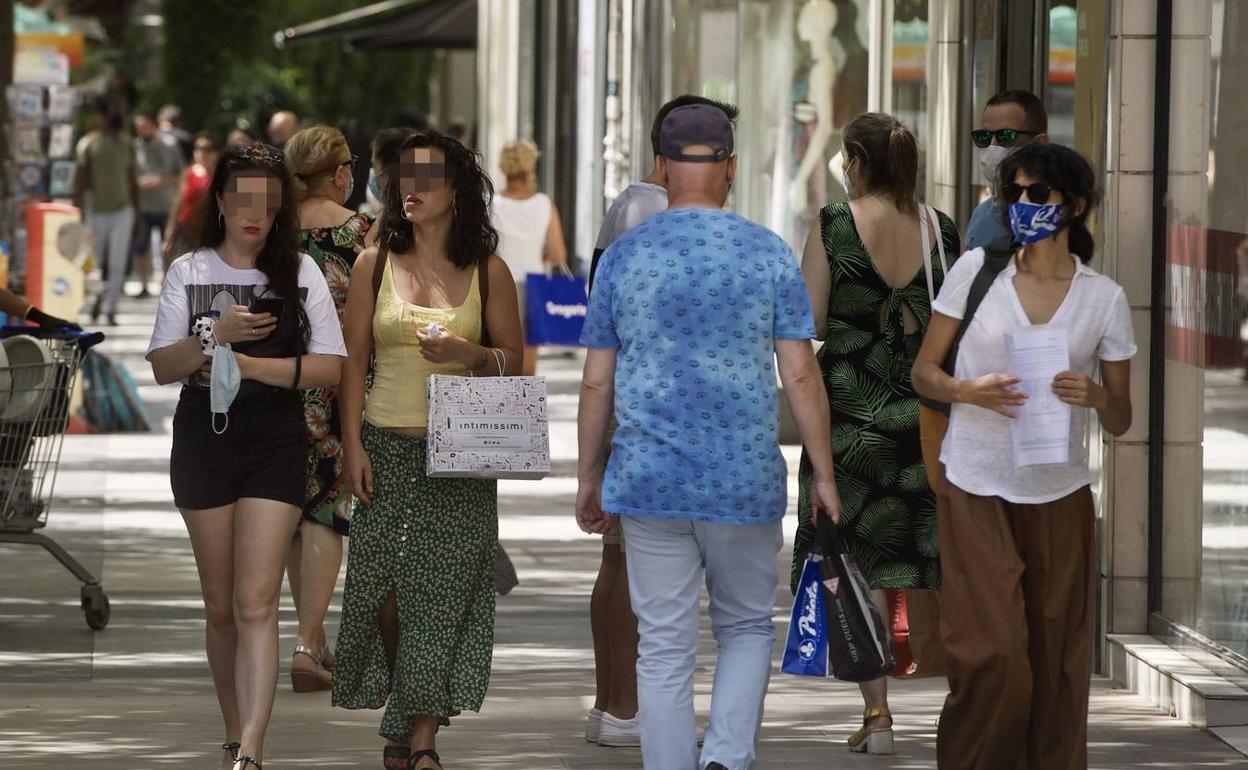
[0,326,108,630]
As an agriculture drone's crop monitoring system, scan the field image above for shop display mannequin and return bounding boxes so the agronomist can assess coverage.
[789,0,839,213]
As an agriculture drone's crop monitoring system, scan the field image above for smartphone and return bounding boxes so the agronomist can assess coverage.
[250,297,285,322]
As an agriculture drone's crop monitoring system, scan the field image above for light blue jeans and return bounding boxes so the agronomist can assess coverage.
[620,514,783,770]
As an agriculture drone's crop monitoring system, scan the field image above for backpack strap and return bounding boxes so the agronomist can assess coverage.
[920,236,1014,415]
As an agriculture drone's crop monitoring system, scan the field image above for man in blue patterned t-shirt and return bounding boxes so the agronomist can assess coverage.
[576,103,842,770]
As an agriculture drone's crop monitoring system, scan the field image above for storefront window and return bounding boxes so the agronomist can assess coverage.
[1161,0,1248,663]
[1045,2,1077,147]
[736,0,927,249]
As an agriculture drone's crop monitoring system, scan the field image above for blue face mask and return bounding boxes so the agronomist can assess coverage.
[1008,201,1067,245]
[210,346,240,435]
[343,171,355,203]
[367,168,381,201]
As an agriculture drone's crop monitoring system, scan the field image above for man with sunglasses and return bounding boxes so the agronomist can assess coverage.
[964,90,1048,251]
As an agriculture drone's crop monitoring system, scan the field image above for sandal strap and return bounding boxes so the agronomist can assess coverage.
[862,706,892,722]
[293,644,324,665]
[233,756,262,770]
[223,742,240,759]
[408,749,441,769]
[384,745,411,758]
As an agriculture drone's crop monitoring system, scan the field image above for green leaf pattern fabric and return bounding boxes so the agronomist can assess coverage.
[793,202,959,592]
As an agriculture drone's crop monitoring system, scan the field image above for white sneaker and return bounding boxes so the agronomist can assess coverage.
[597,712,642,748]
[585,708,603,743]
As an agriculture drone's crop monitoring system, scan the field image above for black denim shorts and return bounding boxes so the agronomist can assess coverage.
[170,387,306,510]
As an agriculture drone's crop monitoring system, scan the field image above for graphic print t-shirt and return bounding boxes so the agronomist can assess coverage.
[147,249,347,387]
[581,208,816,524]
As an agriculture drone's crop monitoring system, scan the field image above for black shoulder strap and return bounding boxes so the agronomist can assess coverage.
[921,237,1014,414]
[946,237,1013,370]
[478,256,492,347]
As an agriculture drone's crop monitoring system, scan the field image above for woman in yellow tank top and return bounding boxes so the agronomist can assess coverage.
[333,131,523,770]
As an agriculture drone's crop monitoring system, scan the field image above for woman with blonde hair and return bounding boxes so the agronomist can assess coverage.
[489,139,568,375]
[282,124,374,693]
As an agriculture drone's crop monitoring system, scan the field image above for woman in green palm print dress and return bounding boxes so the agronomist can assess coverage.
[793,114,960,755]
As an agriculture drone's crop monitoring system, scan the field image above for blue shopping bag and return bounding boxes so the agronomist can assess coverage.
[525,272,587,346]
[781,553,830,677]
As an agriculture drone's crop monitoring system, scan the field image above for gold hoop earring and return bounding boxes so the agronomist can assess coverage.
[217,212,224,227]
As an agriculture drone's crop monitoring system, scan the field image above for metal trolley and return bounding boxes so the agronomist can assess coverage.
[0,326,108,630]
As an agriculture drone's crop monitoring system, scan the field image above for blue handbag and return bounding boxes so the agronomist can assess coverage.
[524,272,587,346]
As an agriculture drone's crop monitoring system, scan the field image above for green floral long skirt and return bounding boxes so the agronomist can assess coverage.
[332,424,498,743]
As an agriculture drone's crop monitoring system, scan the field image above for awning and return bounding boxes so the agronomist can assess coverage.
[272,0,476,51]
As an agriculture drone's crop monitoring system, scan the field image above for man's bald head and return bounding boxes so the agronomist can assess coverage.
[267,110,299,148]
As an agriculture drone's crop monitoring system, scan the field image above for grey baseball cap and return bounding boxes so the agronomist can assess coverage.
[659,104,735,163]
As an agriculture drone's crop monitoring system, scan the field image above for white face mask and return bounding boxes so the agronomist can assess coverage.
[979,144,1012,190]
[210,346,240,435]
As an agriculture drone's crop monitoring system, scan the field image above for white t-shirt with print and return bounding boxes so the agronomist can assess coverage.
[932,247,1137,504]
[147,249,347,373]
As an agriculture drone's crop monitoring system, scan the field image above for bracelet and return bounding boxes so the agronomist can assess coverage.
[192,316,217,355]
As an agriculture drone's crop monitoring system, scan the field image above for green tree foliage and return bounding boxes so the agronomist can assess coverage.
[162,0,434,137]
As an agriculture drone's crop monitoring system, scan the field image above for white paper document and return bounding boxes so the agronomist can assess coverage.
[1007,327,1072,469]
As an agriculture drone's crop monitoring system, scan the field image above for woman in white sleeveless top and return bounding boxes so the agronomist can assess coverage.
[490,140,568,375]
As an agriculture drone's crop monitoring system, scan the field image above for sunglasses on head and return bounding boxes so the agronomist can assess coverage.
[971,128,1040,149]
[1003,182,1064,205]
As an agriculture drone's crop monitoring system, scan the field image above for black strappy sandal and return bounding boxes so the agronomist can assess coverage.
[383,744,410,769]
[223,743,240,762]
[232,756,261,770]
[407,749,442,770]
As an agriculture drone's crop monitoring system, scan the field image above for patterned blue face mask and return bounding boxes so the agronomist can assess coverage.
[1008,201,1067,245]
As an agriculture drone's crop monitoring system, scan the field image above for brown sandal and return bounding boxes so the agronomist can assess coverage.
[383,744,410,770]
[290,644,332,692]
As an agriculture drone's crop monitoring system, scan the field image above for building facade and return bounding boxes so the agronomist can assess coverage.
[485,0,1248,727]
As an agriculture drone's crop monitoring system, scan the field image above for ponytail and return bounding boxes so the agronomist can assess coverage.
[1068,222,1095,263]
[843,112,919,213]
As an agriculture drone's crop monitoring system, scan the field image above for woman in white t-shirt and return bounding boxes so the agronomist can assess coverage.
[490,140,568,374]
[146,143,347,770]
[912,143,1134,770]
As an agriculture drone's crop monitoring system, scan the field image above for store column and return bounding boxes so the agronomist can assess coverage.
[924,0,961,216]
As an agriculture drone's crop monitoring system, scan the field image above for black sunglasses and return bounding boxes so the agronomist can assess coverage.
[1003,182,1065,204]
[971,128,1040,149]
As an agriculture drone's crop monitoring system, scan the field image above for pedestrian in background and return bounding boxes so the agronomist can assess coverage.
[164,131,220,266]
[334,131,522,770]
[576,102,842,770]
[133,111,186,297]
[281,125,375,693]
[74,104,137,326]
[364,127,416,246]
[913,143,1135,770]
[489,139,568,375]
[581,95,730,750]
[158,103,194,163]
[267,110,300,150]
[790,112,960,755]
[146,142,347,770]
[964,90,1048,251]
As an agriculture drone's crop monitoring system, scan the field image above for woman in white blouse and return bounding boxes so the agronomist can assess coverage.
[912,142,1134,770]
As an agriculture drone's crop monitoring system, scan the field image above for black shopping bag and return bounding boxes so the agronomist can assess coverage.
[814,513,896,682]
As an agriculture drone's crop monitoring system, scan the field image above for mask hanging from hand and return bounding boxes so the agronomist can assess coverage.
[979,144,1012,189]
[1008,201,1067,245]
[210,345,241,435]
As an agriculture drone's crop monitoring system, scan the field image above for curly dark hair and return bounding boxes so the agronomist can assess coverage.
[997,142,1101,262]
[378,130,499,269]
[188,142,308,334]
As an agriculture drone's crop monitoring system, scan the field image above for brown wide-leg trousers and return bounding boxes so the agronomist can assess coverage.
[935,479,1096,770]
